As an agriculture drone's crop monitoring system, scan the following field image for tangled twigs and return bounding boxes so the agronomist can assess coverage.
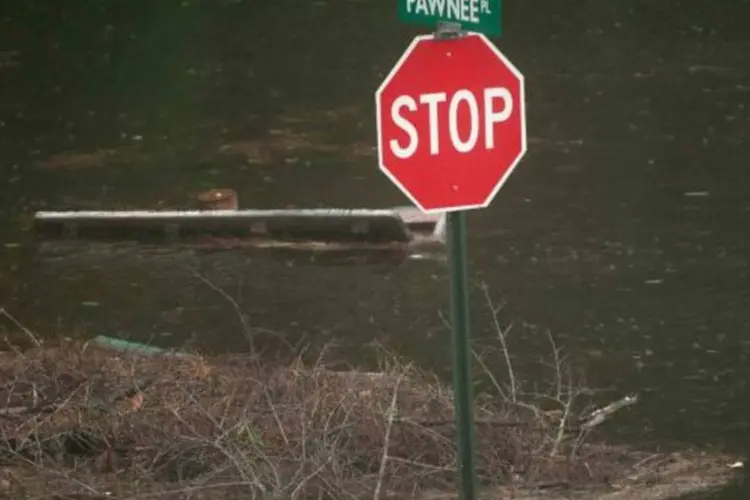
[0,308,735,499]
[0,339,628,498]
[473,283,640,459]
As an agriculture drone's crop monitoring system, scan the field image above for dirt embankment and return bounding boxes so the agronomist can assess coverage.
[0,339,741,499]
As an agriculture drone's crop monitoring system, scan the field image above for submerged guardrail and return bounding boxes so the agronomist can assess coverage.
[33,206,445,251]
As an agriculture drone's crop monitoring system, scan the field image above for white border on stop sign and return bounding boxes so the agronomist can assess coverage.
[374,32,527,215]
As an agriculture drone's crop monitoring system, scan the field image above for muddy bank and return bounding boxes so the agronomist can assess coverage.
[0,339,741,499]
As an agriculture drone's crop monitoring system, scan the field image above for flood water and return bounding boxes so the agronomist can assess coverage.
[1,0,749,496]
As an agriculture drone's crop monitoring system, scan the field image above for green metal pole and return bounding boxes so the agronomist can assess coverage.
[447,210,477,500]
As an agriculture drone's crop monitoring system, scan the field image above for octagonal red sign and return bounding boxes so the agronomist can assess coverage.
[375,33,526,213]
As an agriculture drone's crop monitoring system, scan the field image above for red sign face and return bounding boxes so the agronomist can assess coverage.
[375,33,526,213]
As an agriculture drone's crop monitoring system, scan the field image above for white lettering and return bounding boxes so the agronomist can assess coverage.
[429,0,446,16]
[483,87,513,149]
[470,0,479,22]
[448,89,479,153]
[386,87,514,157]
[447,0,459,19]
[419,92,447,155]
[409,0,481,23]
[389,95,419,159]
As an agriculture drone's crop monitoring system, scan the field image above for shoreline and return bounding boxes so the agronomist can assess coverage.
[0,339,741,499]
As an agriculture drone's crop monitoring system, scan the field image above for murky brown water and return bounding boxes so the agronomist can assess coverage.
[1,0,749,496]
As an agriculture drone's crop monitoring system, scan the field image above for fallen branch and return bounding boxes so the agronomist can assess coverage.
[580,394,639,430]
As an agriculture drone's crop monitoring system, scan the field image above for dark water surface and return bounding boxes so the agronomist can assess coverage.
[1,1,749,496]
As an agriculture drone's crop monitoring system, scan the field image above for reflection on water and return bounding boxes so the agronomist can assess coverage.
[1,1,750,497]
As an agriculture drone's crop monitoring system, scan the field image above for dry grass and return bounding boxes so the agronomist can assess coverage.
[0,335,648,500]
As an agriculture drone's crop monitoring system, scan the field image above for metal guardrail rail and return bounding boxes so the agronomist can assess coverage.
[33,207,446,249]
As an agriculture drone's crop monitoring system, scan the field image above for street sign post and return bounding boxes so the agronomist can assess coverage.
[398,0,502,36]
[375,22,526,500]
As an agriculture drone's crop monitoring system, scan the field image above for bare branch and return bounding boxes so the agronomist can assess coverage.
[480,283,517,402]
[0,308,41,347]
[373,376,402,500]
[193,271,255,354]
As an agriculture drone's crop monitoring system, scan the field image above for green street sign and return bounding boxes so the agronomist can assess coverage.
[398,0,502,36]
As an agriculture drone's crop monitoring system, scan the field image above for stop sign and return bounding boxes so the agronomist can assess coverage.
[375,33,526,213]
